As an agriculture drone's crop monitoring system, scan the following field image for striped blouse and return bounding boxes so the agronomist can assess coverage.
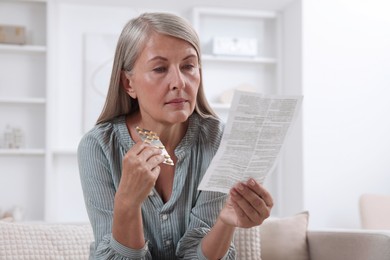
[77,113,236,260]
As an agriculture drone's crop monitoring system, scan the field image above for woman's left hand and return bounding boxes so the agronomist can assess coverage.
[219,178,273,228]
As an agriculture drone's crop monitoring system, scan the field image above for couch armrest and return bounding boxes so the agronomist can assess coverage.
[308,229,390,260]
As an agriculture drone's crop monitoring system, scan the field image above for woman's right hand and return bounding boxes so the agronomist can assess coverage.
[116,141,165,208]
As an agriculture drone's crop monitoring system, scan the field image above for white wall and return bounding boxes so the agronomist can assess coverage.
[279,0,303,217]
[302,0,390,228]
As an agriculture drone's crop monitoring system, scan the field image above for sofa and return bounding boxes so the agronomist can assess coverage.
[1,212,389,260]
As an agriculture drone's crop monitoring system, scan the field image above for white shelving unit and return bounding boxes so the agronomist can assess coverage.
[192,7,281,121]
[0,0,47,220]
[0,44,46,53]
[0,149,46,156]
[192,7,284,215]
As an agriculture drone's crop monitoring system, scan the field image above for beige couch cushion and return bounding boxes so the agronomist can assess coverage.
[359,193,390,229]
[233,211,309,260]
[260,211,309,260]
[0,221,93,260]
[308,229,390,260]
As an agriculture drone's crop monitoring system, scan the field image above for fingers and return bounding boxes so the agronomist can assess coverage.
[119,142,165,204]
[126,141,165,170]
[142,146,164,169]
[229,179,273,225]
[230,187,263,224]
[246,179,274,208]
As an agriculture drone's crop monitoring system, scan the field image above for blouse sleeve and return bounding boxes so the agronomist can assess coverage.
[175,190,236,259]
[175,117,235,259]
[78,132,152,260]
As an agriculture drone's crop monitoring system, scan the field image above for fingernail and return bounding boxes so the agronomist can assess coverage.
[238,183,245,191]
[248,179,256,186]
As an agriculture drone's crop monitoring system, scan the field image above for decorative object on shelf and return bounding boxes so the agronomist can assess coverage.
[212,36,258,57]
[1,206,25,221]
[2,125,25,149]
[0,25,26,45]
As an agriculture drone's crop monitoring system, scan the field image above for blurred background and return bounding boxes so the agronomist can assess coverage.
[0,0,389,230]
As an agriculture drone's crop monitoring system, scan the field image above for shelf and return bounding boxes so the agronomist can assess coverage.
[52,148,77,156]
[202,54,277,64]
[0,97,46,105]
[193,7,277,19]
[1,0,47,2]
[0,149,45,156]
[23,0,47,2]
[0,44,46,54]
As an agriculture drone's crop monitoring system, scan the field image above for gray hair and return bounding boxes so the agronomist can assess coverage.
[96,12,217,124]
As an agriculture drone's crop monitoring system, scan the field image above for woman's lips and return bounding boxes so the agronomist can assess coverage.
[166,98,187,104]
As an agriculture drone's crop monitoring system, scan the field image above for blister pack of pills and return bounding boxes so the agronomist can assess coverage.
[135,126,174,166]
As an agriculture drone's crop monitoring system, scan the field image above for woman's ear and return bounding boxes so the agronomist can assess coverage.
[121,71,137,99]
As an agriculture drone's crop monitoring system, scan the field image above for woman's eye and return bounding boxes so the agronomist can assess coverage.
[153,67,167,73]
[182,64,195,71]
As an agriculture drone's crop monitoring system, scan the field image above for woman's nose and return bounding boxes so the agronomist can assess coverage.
[169,67,185,90]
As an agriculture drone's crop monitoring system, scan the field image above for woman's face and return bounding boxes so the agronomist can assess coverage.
[124,32,200,126]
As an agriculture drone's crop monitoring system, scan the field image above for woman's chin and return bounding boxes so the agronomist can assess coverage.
[164,111,191,124]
